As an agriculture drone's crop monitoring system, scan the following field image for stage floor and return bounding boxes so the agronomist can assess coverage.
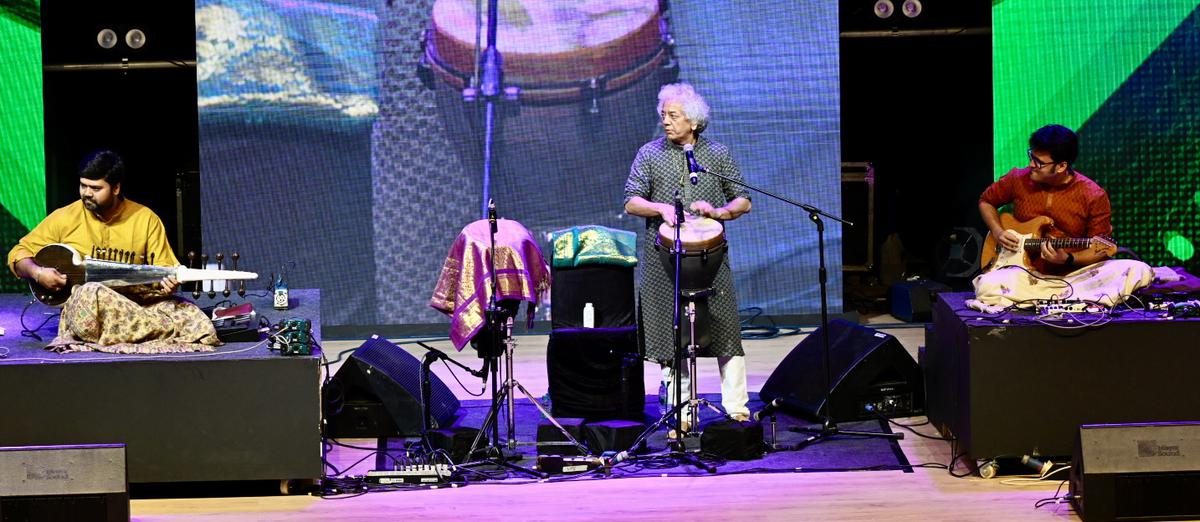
[119,315,1077,521]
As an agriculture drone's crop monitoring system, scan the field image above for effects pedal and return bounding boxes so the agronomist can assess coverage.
[364,464,452,484]
[1034,300,1095,315]
[273,318,312,356]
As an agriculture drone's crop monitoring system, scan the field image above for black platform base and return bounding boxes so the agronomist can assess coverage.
[0,290,324,484]
[925,292,1200,459]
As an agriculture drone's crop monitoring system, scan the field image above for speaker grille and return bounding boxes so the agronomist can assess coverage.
[326,336,461,436]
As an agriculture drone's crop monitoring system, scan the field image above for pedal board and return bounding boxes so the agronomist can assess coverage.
[364,464,452,484]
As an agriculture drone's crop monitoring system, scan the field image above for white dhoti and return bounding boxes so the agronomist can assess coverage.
[967,259,1154,313]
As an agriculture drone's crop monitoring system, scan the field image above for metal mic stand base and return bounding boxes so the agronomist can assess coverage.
[458,381,545,478]
[620,394,725,474]
[784,419,903,452]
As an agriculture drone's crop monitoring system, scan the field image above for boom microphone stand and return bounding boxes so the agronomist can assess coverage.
[416,341,486,452]
[697,169,902,449]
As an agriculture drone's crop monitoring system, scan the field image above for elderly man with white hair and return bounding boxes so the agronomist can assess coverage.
[624,83,753,428]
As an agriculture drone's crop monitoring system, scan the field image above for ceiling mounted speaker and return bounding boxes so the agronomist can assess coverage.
[96,28,118,49]
[901,0,923,18]
[873,0,895,18]
[125,28,146,49]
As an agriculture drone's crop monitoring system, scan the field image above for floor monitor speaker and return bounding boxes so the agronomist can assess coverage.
[323,336,461,438]
[759,319,924,422]
[1070,421,1200,522]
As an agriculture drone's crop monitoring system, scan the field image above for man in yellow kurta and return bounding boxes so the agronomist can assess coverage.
[7,150,218,353]
[8,151,180,290]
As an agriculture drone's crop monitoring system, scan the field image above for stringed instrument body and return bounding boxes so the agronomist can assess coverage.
[981,214,1117,273]
[29,244,258,307]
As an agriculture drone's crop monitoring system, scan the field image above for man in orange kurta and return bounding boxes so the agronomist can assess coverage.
[971,125,1152,310]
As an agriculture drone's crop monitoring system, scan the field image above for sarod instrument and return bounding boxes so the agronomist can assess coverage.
[29,244,259,307]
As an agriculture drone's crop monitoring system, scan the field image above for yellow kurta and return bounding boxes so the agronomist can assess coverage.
[7,198,179,278]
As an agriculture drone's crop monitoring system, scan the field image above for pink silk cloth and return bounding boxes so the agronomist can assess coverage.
[429,219,551,350]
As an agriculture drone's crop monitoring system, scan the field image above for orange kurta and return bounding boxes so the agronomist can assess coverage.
[980,167,1112,241]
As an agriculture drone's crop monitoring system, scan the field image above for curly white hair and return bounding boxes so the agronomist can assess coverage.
[656,83,710,134]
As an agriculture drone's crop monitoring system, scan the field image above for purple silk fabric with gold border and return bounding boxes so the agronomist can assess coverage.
[430,219,551,350]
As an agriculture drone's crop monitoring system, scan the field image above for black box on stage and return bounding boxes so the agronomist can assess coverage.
[583,420,646,454]
[0,444,128,522]
[547,326,644,422]
[701,419,766,461]
[759,319,924,422]
[551,264,636,329]
[889,279,951,322]
[536,418,587,456]
[323,336,461,438]
[427,427,480,464]
[1070,422,1200,522]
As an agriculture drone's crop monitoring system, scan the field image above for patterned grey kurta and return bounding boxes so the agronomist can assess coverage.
[624,135,751,362]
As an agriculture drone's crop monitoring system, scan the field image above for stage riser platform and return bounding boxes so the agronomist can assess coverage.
[0,290,323,484]
[926,293,1200,459]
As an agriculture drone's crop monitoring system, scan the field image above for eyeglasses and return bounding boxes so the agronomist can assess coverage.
[1027,148,1059,169]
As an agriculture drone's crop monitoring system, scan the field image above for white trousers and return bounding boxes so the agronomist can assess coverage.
[661,355,749,420]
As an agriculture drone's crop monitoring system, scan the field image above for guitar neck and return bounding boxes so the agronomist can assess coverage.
[1023,237,1092,251]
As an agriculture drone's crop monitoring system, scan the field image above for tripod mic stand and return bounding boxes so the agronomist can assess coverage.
[622,190,725,473]
[457,204,590,477]
[697,170,902,449]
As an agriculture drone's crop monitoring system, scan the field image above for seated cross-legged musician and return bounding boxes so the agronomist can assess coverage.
[970,124,1153,312]
[6,150,219,353]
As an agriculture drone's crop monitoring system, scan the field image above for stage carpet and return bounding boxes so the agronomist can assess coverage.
[325,392,910,489]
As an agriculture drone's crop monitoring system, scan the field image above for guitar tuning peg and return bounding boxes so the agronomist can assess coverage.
[216,252,224,269]
[91,246,97,259]
[238,280,246,298]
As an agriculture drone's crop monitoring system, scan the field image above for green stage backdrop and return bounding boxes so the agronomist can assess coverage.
[994,0,1200,272]
[0,0,44,292]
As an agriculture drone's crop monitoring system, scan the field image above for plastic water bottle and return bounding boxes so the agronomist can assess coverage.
[582,302,595,328]
[658,381,668,416]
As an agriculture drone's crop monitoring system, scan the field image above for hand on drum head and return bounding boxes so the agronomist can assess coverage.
[657,202,679,227]
[689,200,724,220]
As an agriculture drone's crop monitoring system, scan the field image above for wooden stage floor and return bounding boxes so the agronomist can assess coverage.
[126,315,1075,521]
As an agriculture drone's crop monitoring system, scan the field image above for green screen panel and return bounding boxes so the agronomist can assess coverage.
[0,0,44,291]
[994,0,1200,269]
[0,0,44,230]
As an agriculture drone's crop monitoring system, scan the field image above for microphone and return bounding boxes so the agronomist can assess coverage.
[683,143,703,185]
[487,198,498,233]
[751,397,785,422]
[1021,454,1054,476]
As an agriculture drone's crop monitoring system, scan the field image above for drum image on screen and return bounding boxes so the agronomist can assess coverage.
[420,0,680,242]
